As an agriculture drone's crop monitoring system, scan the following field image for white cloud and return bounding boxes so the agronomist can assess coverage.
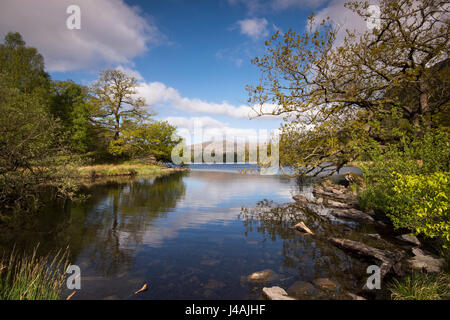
[137,81,278,119]
[164,116,227,131]
[312,0,375,45]
[116,65,144,81]
[0,0,164,72]
[235,18,269,40]
[163,116,276,144]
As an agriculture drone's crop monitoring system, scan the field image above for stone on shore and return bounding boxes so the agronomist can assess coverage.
[328,237,405,278]
[345,292,366,300]
[396,234,421,246]
[262,286,296,300]
[407,248,444,273]
[292,221,314,235]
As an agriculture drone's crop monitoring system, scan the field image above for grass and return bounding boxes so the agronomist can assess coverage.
[0,245,69,300]
[389,272,450,300]
[77,159,184,178]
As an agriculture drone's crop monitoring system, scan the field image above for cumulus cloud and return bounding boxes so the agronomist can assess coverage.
[311,0,377,45]
[234,18,269,40]
[0,0,164,72]
[163,116,276,143]
[137,81,278,119]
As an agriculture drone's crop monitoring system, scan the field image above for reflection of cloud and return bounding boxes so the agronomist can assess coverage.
[134,171,298,247]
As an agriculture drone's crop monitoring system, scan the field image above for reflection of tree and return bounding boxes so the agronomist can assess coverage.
[0,172,187,277]
[75,171,187,276]
[239,200,372,292]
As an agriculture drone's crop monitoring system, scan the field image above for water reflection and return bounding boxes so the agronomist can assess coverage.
[239,200,379,298]
[0,168,380,299]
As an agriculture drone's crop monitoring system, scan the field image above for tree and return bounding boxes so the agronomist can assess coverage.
[248,0,449,174]
[110,121,182,162]
[0,33,78,214]
[49,80,94,153]
[91,69,152,147]
[0,32,50,94]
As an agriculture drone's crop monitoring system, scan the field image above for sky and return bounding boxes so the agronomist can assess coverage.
[0,0,366,144]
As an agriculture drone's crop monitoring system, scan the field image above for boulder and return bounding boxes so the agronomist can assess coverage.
[262,286,296,300]
[313,278,338,290]
[407,248,444,273]
[396,234,421,246]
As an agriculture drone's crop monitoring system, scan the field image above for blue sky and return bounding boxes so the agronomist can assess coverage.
[0,0,360,143]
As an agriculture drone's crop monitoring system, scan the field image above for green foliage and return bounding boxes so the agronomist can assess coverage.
[49,81,94,153]
[109,121,182,162]
[358,129,450,246]
[0,33,80,215]
[389,272,450,300]
[0,246,69,300]
[389,172,449,247]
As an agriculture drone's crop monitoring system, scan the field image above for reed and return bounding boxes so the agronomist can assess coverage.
[0,245,69,300]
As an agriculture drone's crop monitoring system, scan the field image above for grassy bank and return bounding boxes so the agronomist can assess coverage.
[77,160,187,179]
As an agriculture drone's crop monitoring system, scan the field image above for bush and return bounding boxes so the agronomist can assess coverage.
[388,172,449,247]
[358,129,450,246]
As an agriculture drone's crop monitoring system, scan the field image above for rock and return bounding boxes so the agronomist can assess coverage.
[327,200,351,208]
[287,281,318,298]
[262,286,296,300]
[396,234,421,246]
[292,221,314,235]
[329,208,375,223]
[344,172,365,187]
[313,278,338,290]
[247,269,278,282]
[328,237,405,278]
[407,248,444,273]
[367,233,381,240]
[345,292,366,300]
[293,194,309,205]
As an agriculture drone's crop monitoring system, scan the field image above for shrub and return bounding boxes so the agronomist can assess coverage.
[388,172,449,247]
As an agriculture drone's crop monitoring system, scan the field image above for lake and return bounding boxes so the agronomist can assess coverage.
[1,165,380,300]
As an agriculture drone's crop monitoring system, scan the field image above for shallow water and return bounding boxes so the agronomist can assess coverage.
[1,167,382,299]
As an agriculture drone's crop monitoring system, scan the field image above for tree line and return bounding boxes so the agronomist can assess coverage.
[0,32,180,216]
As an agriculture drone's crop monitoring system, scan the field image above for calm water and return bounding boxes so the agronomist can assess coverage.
[1,165,381,300]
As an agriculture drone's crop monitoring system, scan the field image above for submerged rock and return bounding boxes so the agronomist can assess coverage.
[396,234,421,246]
[262,286,296,300]
[313,278,338,290]
[407,248,444,273]
[247,269,279,282]
[287,281,318,298]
